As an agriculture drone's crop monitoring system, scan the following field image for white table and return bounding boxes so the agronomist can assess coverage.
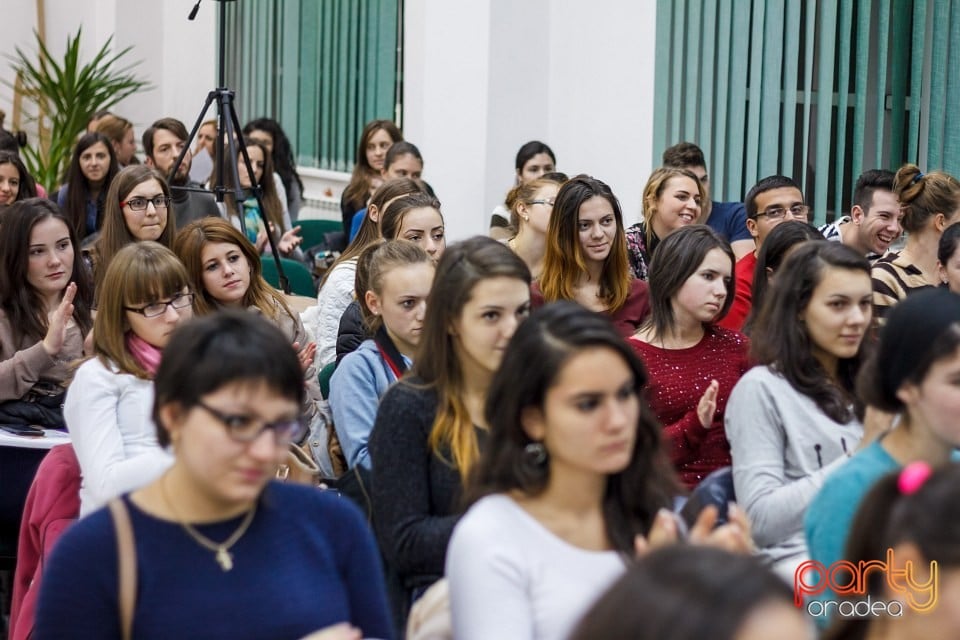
[0,428,71,450]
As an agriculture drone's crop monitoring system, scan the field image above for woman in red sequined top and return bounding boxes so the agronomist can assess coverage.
[629,225,749,489]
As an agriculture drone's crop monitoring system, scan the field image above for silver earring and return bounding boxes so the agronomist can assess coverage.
[523,441,547,466]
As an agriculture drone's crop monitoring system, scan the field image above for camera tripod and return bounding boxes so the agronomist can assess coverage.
[167,0,291,292]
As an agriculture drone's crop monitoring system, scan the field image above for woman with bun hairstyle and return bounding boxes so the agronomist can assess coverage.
[369,236,531,626]
[872,164,960,322]
[66,242,193,515]
[0,199,92,419]
[340,120,403,232]
[823,463,960,640]
[805,288,960,615]
[629,225,748,489]
[725,241,872,580]
[505,177,561,280]
[534,174,649,337]
[94,114,138,167]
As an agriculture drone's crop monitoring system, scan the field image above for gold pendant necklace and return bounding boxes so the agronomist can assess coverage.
[160,477,257,572]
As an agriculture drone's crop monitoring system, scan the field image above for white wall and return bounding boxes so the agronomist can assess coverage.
[1,0,216,155]
[404,0,659,239]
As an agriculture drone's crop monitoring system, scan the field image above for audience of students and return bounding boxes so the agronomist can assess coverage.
[4,101,960,640]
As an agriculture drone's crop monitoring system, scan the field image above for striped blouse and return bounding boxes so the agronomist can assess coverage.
[871,251,934,323]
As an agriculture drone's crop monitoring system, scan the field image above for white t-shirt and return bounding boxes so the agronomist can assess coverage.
[446,494,627,640]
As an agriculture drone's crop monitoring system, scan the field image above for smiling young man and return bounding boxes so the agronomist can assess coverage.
[819,170,900,261]
[718,175,808,331]
[143,118,220,228]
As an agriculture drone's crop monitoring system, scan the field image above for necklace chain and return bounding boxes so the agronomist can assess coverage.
[160,477,257,572]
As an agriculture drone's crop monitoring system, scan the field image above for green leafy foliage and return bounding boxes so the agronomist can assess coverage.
[6,28,150,191]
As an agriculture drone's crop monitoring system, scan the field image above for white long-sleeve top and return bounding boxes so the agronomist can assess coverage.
[313,258,357,369]
[65,357,173,516]
[446,494,627,640]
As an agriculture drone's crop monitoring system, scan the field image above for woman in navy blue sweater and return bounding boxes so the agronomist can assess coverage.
[36,312,392,640]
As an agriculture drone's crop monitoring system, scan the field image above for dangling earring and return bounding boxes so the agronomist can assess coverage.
[523,441,548,467]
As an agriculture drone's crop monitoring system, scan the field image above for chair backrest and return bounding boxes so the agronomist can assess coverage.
[299,219,346,253]
[261,257,316,297]
[318,361,337,399]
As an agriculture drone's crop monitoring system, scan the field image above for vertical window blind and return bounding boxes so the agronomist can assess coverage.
[654,0,960,225]
[222,0,402,172]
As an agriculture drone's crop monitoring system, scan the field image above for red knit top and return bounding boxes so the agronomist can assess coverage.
[629,326,750,489]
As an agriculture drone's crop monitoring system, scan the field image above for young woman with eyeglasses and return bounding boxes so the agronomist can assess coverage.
[505,177,562,280]
[66,242,193,515]
[489,141,557,241]
[91,165,177,292]
[39,312,393,640]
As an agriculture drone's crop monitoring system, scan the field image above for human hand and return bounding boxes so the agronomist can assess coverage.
[686,503,754,554]
[42,282,76,356]
[634,508,682,557]
[294,340,317,373]
[279,225,303,255]
[697,379,720,429]
[296,622,362,640]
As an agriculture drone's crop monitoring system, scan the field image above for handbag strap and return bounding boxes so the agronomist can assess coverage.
[108,498,137,640]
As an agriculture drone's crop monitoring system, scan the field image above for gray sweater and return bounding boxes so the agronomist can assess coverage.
[724,365,862,578]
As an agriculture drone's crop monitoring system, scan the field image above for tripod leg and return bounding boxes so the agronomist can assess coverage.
[167,90,219,190]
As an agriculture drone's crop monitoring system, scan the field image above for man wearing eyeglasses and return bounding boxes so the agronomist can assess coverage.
[143,118,220,228]
[718,175,808,330]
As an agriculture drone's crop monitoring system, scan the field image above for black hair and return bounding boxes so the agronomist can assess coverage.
[853,169,896,211]
[152,311,305,446]
[643,225,735,340]
[743,221,824,334]
[744,175,803,218]
[570,546,795,640]
[661,142,707,170]
[937,221,960,265]
[515,141,556,172]
[750,241,872,422]
[384,141,424,170]
[241,117,305,207]
[824,463,960,640]
[467,301,679,555]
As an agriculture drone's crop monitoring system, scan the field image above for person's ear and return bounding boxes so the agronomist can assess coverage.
[368,204,380,224]
[746,217,759,239]
[934,213,949,233]
[520,405,546,441]
[851,205,865,224]
[896,381,921,407]
[365,290,381,316]
[159,402,186,447]
[938,261,949,285]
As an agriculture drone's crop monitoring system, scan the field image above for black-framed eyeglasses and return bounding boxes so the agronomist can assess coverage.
[120,196,171,211]
[755,205,810,221]
[124,292,194,318]
[527,198,555,206]
[195,400,306,444]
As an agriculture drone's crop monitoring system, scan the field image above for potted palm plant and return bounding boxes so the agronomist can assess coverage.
[7,28,150,191]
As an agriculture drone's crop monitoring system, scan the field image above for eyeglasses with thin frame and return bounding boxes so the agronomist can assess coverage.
[755,204,810,221]
[124,292,194,318]
[120,196,171,211]
[195,399,306,444]
[527,198,555,207]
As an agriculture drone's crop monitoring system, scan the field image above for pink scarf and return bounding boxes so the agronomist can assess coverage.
[125,332,163,377]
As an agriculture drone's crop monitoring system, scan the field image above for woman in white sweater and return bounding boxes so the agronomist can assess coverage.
[446,302,750,640]
[725,241,872,580]
[66,242,192,515]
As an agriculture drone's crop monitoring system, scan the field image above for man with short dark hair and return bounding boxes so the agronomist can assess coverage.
[143,117,220,228]
[818,169,900,261]
[718,175,808,330]
[662,142,754,259]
